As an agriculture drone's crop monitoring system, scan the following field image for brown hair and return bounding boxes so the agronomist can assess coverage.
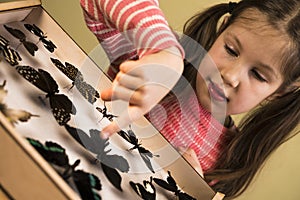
[179,0,300,198]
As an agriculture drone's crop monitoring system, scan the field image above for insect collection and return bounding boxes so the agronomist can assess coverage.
[0,4,217,200]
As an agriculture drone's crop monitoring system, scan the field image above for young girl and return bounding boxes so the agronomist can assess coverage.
[80,0,300,198]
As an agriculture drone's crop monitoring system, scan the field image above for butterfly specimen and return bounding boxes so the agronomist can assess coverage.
[117,126,159,173]
[27,138,102,200]
[64,124,130,191]
[16,65,76,125]
[0,35,22,66]
[50,57,100,104]
[153,171,196,200]
[129,177,156,200]
[0,80,38,125]
[24,23,57,53]
[3,24,38,56]
[96,102,118,122]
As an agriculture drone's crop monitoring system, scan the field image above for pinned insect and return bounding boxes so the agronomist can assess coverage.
[96,102,118,122]
[117,126,159,173]
[0,35,21,66]
[3,24,38,56]
[24,23,57,53]
[50,58,100,104]
[129,177,156,200]
[64,124,130,191]
[27,138,102,200]
[152,171,197,200]
[0,80,38,125]
[16,65,76,125]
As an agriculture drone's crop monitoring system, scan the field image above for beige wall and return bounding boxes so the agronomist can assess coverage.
[42,1,300,200]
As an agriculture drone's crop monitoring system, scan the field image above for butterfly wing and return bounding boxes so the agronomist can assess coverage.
[16,66,58,94]
[24,23,41,37]
[102,154,129,173]
[2,47,21,66]
[3,25,26,40]
[22,41,38,56]
[0,35,9,48]
[73,170,102,200]
[65,61,84,82]
[139,147,155,173]
[27,138,69,167]
[50,58,71,80]
[153,176,177,192]
[64,124,95,149]
[100,162,123,191]
[49,94,75,125]
[74,80,99,104]
[41,38,56,52]
[130,180,156,200]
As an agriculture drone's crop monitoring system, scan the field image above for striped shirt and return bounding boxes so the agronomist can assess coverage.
[147,93,229,172]
[80,0,231,172]
[80,0,184,78]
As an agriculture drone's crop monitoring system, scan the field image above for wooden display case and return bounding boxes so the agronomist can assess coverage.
[0,1,222,199]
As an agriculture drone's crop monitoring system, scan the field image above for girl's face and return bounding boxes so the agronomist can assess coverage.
[196,21,287,118]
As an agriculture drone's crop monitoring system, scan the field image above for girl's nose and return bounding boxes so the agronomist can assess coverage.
[221,65,241,88]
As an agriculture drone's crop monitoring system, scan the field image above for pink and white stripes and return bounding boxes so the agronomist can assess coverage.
[80,0,184,62]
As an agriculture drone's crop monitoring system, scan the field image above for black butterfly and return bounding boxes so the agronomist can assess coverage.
[0,35,22,66]
[96,102,118,122]
[50,58,100,104]
[129,177,156,200]
[24,23,57,53]
[16,65,76,125]
[26,138,102,200]
[3,24,38,56]
[117,127,159,173]
[64,124,130,191]
[153,171,197,200]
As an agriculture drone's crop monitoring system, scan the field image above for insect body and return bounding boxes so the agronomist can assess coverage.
[118,127,159,173]
[96,102,118,122]
[24,23,57,53]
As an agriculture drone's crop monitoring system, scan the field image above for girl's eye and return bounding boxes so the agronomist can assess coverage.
[251,69,267,82]
[224,44,238,57]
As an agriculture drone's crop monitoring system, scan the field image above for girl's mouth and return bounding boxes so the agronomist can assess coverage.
[207,79,228,102]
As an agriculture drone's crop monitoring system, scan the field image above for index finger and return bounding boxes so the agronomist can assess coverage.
[100,105,144,138]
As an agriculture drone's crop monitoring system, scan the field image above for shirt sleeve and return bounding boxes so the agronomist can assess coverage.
[80,0,184,63]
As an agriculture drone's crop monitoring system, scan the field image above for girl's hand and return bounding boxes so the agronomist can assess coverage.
[100,46,184,138]
[178,147,204,178]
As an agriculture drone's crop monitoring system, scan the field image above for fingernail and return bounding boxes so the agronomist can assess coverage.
[101,131,109,139]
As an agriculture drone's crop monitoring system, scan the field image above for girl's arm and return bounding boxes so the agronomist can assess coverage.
[80,0,184,62]
[80,0,185,137]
